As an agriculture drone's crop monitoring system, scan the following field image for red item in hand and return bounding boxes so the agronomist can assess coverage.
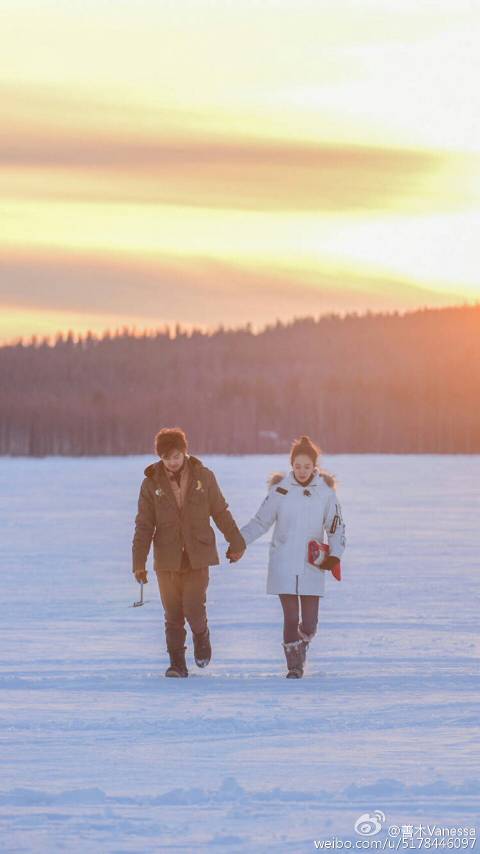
[329,560,341,582]
[308,540,341,581]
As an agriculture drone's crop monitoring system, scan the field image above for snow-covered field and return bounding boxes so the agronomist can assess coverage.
[0,454,479,853]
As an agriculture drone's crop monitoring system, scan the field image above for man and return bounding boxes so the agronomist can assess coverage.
[132,427,245,678]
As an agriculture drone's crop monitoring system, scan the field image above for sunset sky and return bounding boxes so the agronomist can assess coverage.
[1,0,479,342]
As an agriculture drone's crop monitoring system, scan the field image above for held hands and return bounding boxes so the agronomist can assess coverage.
[133,568,148,584]
[226,545,246,564]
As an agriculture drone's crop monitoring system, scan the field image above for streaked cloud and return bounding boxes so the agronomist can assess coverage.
[0,246,466,344]
[0,130,446,214]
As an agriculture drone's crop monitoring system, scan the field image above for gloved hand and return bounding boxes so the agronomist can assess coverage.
[322,555,341,581]
[226,545,245,563]
[133,568,148,584]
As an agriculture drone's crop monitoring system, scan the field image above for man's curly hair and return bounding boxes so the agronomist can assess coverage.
[155,427,188,457]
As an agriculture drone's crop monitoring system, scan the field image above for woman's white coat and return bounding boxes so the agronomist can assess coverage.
[240,470,346,596]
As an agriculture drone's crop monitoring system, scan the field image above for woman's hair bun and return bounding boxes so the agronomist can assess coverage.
[290,434,321,464]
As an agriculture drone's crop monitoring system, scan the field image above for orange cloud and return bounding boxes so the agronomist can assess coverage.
[0,133,446,214]
[1,82,445,213]
[0,245,465,343]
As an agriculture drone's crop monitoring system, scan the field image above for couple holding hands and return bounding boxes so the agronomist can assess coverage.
[132,428,346,679]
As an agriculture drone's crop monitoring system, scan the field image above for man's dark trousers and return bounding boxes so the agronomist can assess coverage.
[156,551,209,652]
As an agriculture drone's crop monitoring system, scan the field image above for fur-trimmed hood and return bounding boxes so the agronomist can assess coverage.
[268,468,337,490]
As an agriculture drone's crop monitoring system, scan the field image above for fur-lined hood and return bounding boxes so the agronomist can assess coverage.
[268,468,337,490]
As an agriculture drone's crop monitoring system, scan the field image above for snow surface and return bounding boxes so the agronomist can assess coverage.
[0,454,479,853]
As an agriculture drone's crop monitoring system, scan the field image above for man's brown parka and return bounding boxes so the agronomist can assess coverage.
[132,454,246,574]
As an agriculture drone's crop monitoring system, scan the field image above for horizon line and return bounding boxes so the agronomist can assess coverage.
[2,299,479,350]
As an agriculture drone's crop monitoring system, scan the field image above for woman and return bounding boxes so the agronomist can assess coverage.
[238,435,346,678]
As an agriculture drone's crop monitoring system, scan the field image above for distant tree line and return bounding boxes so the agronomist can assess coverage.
[0,303,479,455]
